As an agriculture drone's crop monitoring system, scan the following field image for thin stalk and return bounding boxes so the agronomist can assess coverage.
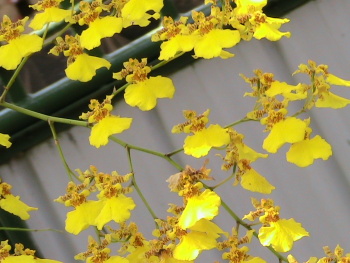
[210,164,236,189]
[112,82,128,97]
[132,176,159,224]
[48,120,76,181]
[0,227,63,233]
[150,51,185,72]
[1,101,89,127]
[291,108,306,117]
[126,147,158,226]
[235,220,240,233]
[224,117,254,128]
[0,56,30,103]
[71,0,75,15]
[42,23,50,42]
[132,181,158,220]
[166,147,184,157]
[209,174,234,189]
[126,147,134,173]
[109,136,183,171]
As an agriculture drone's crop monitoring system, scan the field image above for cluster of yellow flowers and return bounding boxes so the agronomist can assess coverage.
[152,0,290,60]
[1,0,350,262]
[55,166,135,235]
[243,61,350,167]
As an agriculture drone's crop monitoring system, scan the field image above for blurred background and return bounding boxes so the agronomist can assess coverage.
[0,0,350,262]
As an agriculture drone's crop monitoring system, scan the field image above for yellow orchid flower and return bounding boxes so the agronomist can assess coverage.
[49,35,111,82]
[75,236,129,263]
[0,182,37,220]
[65,200,102,235]
[0,16,43,70]
[80,17,123,50]
[233,0,267,15]
[95,193,136,230]
[193,29,241,59]
[70,1,123,50]
[244,198,309,253]
[253,15,291,41]
[65,53,111,82]
[0,241,62,263]
[0,133,11,148]
[113,58,175,111]
[294,61,350,109]
[265,81,307,101]
[286,135,332,167]
[80,95,132,148]
[152,16,197,61]
[121,0,163,27]
[124,76,175,111]
[259,218,309,252]
[174,219,226,261]
[57,168,135,234]
[184,124,230,158]
[240,168,275,194]
[89,115,132,148]
[172,110,230,158]
[263,117,307,153]
[29,0,71,30]
[178,189,220,229]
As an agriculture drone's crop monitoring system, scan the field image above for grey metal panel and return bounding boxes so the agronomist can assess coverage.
[1,1,350,262]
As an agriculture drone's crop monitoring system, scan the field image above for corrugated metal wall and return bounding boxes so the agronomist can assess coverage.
[1,0,350,262]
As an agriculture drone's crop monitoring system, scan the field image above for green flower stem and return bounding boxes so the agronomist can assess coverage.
[125,146,159,227]
[112,82,128,97]
[0,227,63,233]
[0,101,89,127]
[132,175,159,224]
[209,174,234,189]
[150,52,185,72]
[166,147,184,157]
[71,0,75,15]
[109,136,183,171]
[126,146,135,173]
[224,117,254,128]
[48,120,76,181]
[221,199,288,262]
[210,164,237,189]
[0,56,30,103]
[292,108,306,117]
[42,23,50,42]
